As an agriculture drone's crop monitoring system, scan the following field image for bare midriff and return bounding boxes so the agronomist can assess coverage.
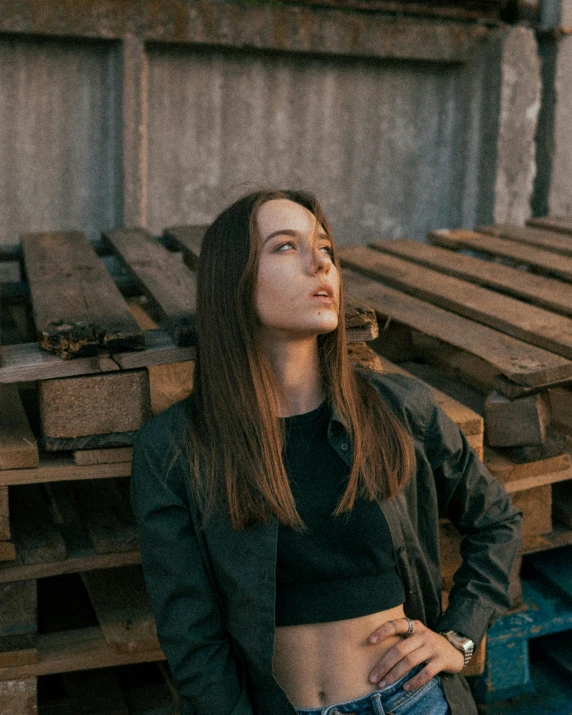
[272,603,407,709]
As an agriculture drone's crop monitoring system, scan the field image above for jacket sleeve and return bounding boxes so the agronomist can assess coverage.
[423,396,523,647]
[130,420,255,715]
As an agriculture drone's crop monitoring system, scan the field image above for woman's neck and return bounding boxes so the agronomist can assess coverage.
[260,336,325,417]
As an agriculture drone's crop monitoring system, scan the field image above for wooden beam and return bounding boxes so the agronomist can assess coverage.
[370,238,572,318]
[428,228,572,281]
[340,267,572,387]
[103,229,197,346]
[478,223,572,257]
[340,245,572,360]
[21,231,144,358]
[527,216,572,235]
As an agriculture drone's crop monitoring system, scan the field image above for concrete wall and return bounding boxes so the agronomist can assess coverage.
[0,35,122,245]
[533,0,572,217]
[0,0,541,247]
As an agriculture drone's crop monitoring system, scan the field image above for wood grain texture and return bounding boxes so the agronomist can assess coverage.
[73,447,133,466]
[341,267,572,387]
[70,479,138,555]
[0,625,163,681]
[484,390,550,447]
[81,566,157,653]
[40,370,151,440]
[375,356,484,438]
[103,228,197,346]
[370,238,572,318]
[0,384,38,469]
[428,229,572,281]
[21,231,144,358]
[9,484,67,565]
[484,450,572,494]
[341,245,572,359]
[0,678,37,714]
[0,451,132,487]
[527,217,572,235]
[477,223,572,257]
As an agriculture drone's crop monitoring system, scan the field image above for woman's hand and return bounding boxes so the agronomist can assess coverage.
[367,618,465,691]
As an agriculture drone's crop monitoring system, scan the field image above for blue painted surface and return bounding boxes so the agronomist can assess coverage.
[475,659,572,715]
[525,546,572,602]
[470,571,572,703]
[487,578,572,644]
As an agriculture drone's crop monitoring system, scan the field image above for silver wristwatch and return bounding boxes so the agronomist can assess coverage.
[439,630,475,668]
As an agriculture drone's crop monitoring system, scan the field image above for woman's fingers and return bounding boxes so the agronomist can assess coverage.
[367,622,465,691]
[369,617,422,644]
[369,634,423,683]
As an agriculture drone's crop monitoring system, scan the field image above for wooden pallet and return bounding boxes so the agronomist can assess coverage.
[2,218,572,710]
[469,546,572,705]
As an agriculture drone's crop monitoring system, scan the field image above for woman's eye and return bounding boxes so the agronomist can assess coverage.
[321,246,334,256]
[276,242,295,251]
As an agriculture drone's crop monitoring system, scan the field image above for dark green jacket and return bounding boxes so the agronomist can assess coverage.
[130,371,522,715]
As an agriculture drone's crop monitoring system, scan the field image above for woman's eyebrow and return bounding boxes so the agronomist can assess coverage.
[262,229,330,245]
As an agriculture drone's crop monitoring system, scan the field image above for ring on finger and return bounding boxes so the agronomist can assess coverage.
[404,617,415,636]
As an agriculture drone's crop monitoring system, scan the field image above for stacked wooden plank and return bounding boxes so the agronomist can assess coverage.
[338,215,572,702]
[6,216,572,709]
[0,227,382,712]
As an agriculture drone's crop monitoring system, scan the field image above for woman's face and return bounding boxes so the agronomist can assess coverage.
[254,198,340,342]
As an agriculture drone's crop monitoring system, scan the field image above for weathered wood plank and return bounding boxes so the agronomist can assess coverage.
[21,231,144,358]
[428,229,572,281]
[40,370,152,445]
[341,245,572,360]
[0,625,164,681]
[0,678,37,714]
[73,447,133,466]
[341,268,572,387]
[0,384,38,470]
[0,580,37,649]
[484,450,572,494]
[0,548,140,586]
[0,451,132,487]
[9,484,67,565]
[527,217,572,235]
[103,229,197,346]
[370,238,572,317]
[0,333,196,383]
[548,386,572,435]
[375,356,484,438]
[70,478,138,555]
[162,225,206,270]
[477,223,572,257]
[348,342,383,372]
[81,566,157,654]
[512,485,552,539]
[0,542,16,563]
[484,390,550,448]
[127,296,199,416]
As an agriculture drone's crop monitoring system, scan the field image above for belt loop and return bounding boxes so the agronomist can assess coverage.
[372,691,386,715]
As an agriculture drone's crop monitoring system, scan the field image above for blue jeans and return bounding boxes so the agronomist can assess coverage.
[295,664,451,715]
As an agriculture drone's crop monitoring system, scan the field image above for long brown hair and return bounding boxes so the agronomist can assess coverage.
[180,189,414,532]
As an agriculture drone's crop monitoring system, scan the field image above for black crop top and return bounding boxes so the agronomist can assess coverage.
[275,399,405,626]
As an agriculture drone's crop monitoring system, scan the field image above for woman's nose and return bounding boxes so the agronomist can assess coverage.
[311,247,330,273]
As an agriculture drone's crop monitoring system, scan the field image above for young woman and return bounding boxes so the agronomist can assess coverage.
[130,189,522,715]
